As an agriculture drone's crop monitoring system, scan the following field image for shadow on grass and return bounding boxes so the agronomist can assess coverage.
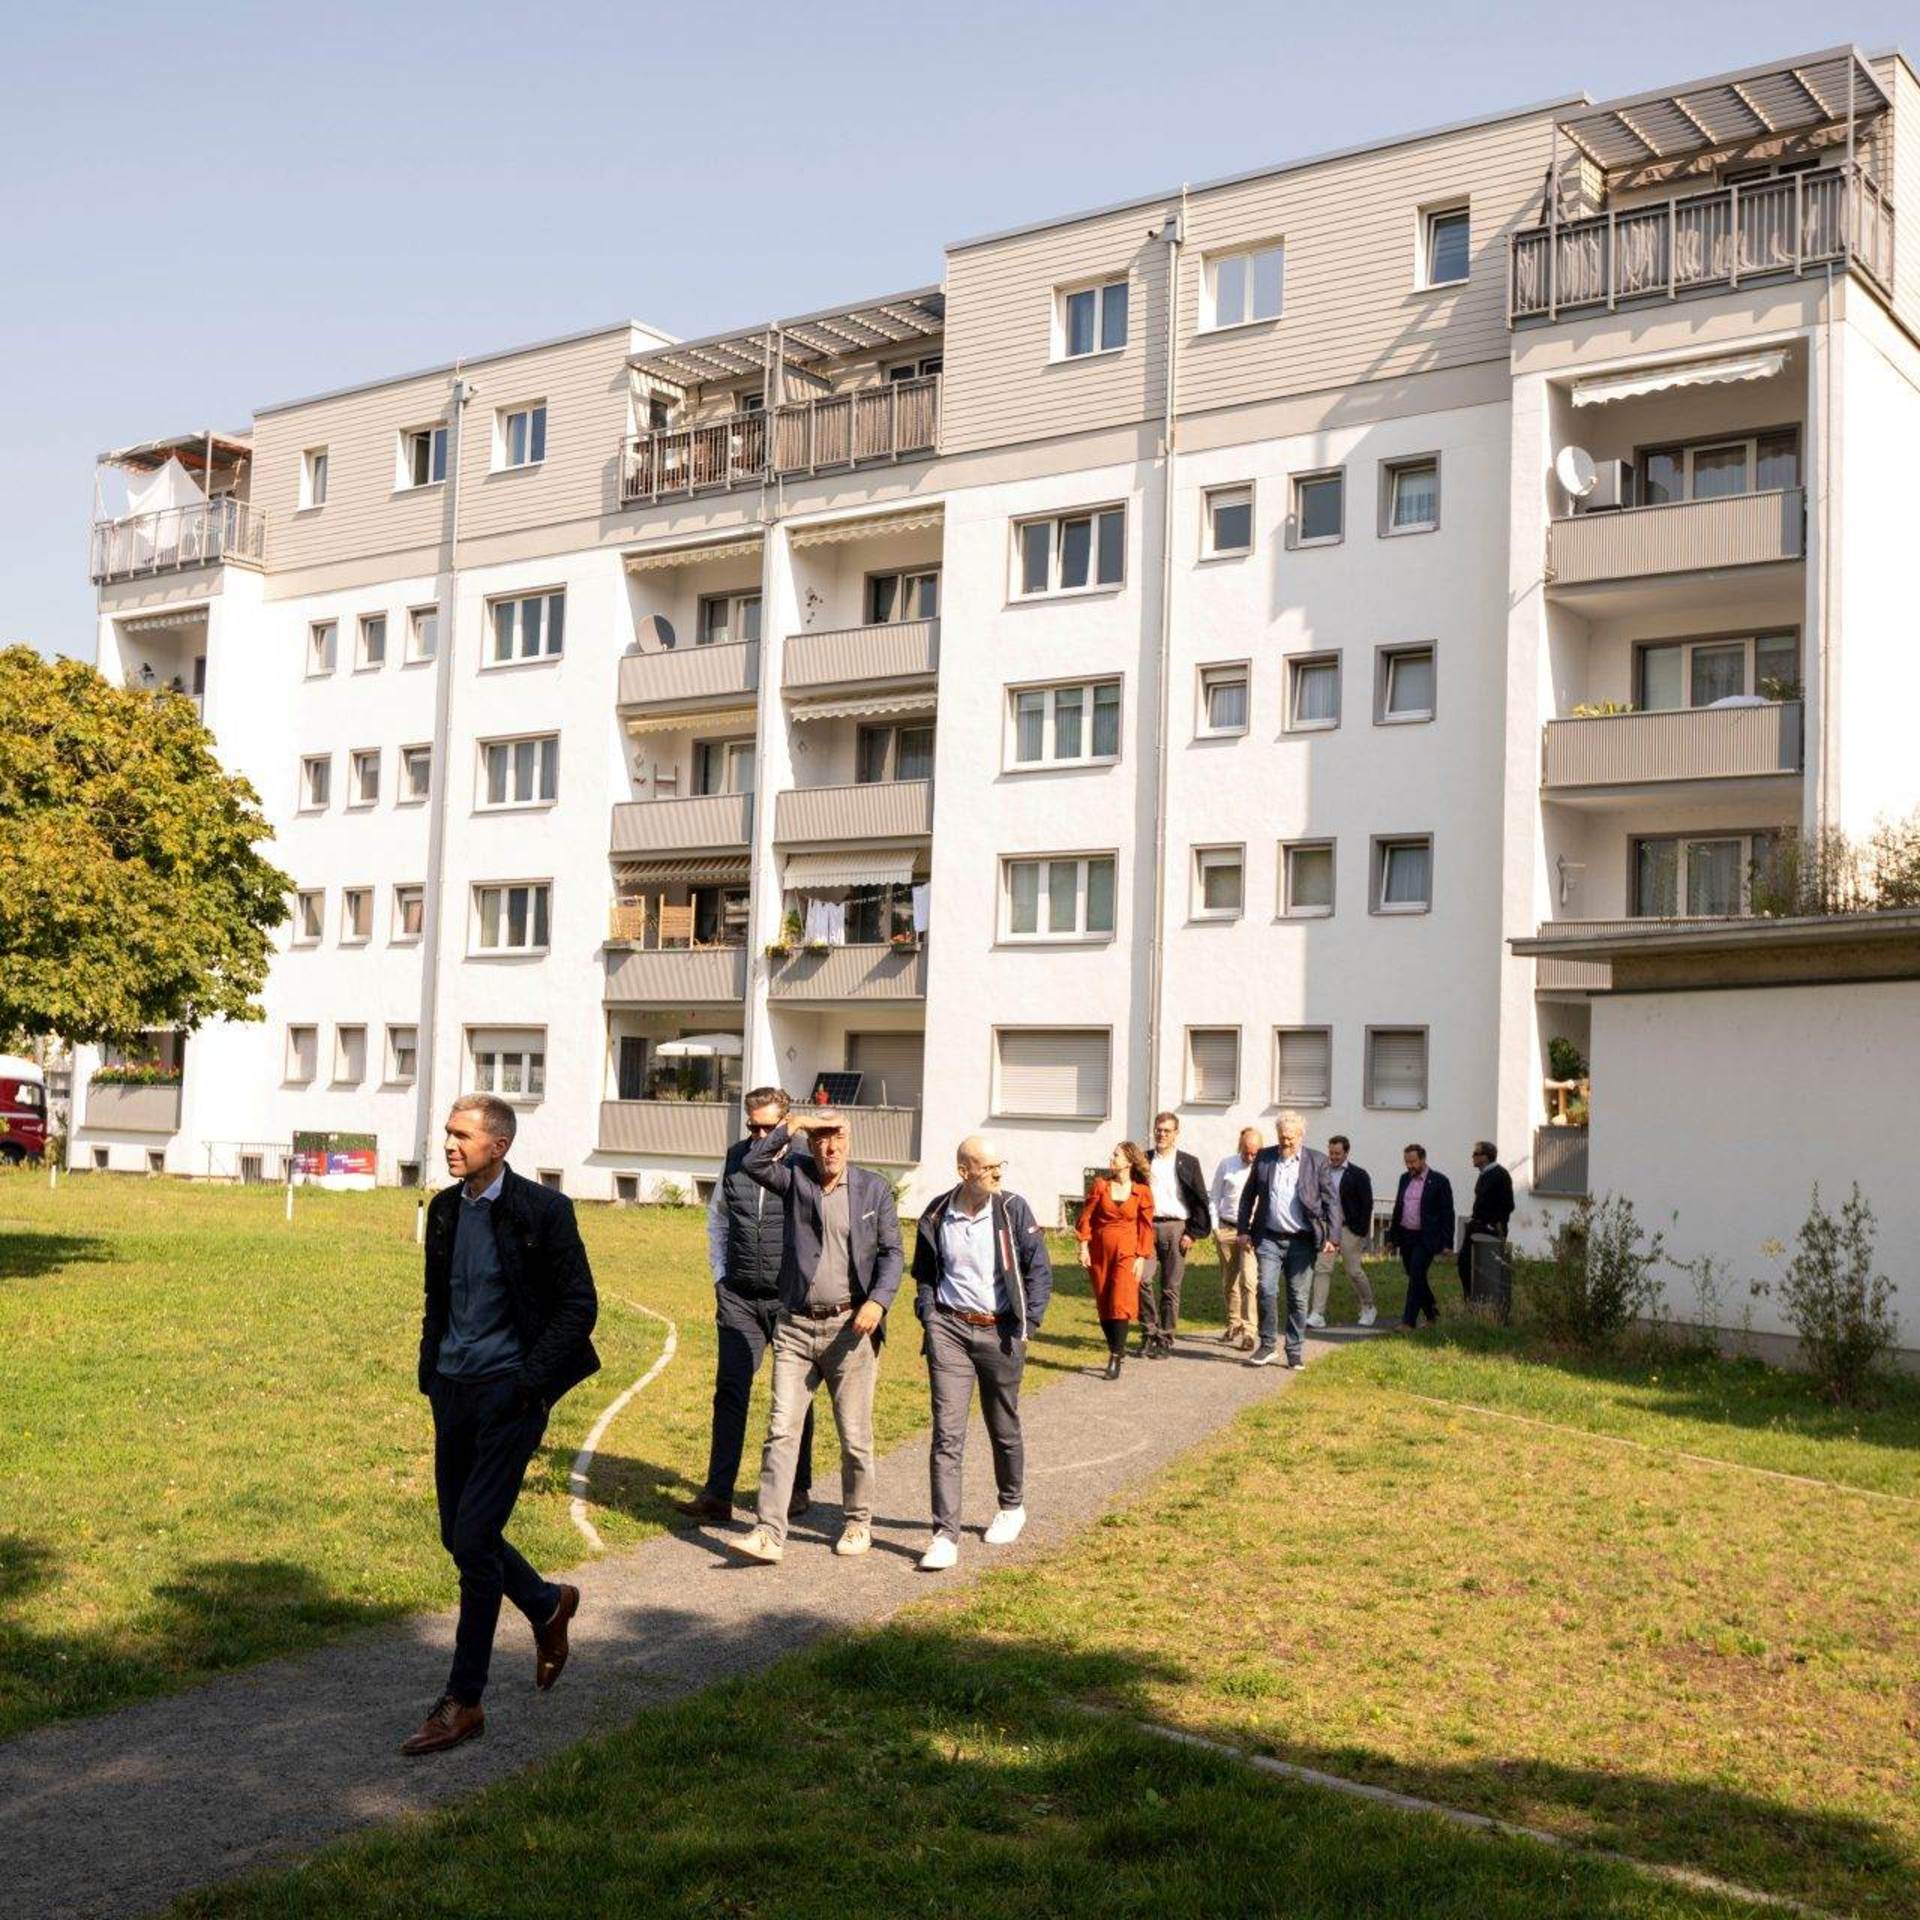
[0,1229,115,1284]
[551,1448,701,1527]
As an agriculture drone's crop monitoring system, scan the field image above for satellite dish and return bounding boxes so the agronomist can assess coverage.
[634,613,678,653]
[1555,445,1598,499]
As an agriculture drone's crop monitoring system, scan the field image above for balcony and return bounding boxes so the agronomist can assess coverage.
[598,1099,736,1158]
[774,779,933,845]
[90,499,266,585]
[1543,701,1802,795]
[620,377,941,506]
[617,640,759,716]
[843,1104,921,1167]
[610,791,752,858]
[1546,490,1803,594]
[784,618,939,701]
[1528,916,1756,994]
[83,1079,183,1133]
[769,943,927,1002]
[604,944,747,1004]
[1533,1126,1589,1197]
[1510,166,1892,322]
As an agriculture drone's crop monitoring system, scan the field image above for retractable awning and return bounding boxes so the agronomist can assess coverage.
[625,705,758,737]
[784,850,917,888]
[629,287,945,391]
[624,534,763,574]
[789,691,938,723]
[614,855,751,887]
[788,506,944,550]
[1572,349,1788,407]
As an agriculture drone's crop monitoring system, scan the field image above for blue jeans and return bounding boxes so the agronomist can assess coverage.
[1255,1233,1319,1361]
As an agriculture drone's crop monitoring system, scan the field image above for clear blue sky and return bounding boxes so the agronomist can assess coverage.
[3,0,1910,662]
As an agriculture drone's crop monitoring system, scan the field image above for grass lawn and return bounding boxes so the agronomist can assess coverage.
[0,1169,1111,1739]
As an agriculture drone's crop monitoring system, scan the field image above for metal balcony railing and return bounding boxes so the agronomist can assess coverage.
[1543,701,1802,789]
[616,639,759,712]
[603,944,748,1003]
[91,498,266,583]
[768,943,928,1002]
[1532,1126,1590,1197]
[783,618,939,695]
[610,791,753,857]
[1546,490,1803,587]
[773,779,933,843]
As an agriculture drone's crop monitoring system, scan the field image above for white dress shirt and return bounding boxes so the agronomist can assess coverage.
[1149,1152,1184,1220]
[1211,1153,1254,1230]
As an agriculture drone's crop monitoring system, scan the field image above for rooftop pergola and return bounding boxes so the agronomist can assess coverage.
[97,429,252,489]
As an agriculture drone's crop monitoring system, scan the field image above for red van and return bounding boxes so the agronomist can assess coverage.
[0,1054,48,1163]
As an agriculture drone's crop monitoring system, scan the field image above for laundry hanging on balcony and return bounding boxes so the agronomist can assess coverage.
[121,456,208,568]
[1570,350,1786,407]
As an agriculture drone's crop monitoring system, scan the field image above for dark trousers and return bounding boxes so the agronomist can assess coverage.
[1399,1243,1439,1327]
[1139,1220,1188,1343]
[1099,1315,1131,1356]
[703,1286,813,1506]
[430,1372,560,1707]
[926,1309,1026,1540]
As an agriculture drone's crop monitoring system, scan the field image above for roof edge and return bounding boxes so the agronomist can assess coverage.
[1510,908,1920,959]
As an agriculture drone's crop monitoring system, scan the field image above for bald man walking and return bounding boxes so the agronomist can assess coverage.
[910,1135,1053,1571]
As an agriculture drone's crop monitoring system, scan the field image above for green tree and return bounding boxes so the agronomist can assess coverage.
[0,648,290,1042]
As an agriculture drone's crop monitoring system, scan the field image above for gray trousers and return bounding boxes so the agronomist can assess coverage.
[1141,1220,1189,1338]
[1310,1225,1377,1318]
[927,1309,1026,1541]
[755,1308,877,1545]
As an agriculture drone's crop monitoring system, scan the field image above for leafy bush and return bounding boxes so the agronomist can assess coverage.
[1750,808,1920,918]
[1546,1037,1587,1082]
[1754,1185,1899,1405]
[1532,1194,1666,1347]
[652,1179,690,1208]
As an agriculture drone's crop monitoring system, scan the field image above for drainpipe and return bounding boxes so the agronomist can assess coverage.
[1818,265,1835,836]
[1143,191,1186,1124]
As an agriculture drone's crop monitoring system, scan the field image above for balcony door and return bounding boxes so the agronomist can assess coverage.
[847,1031,923,1110]
[692,738,755,796]
[1640,428,1798,505]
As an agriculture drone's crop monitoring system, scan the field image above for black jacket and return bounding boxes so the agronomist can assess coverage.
[1465,1163,1516,1239]
[419,1166,600,1404]
[1237,1144,1337,1246]
[911,1187,1054,1339]
[1146,1147,1213,1238]
[713,1136,810,1299]
[1330,1159,1375,1237]
[1386,1167,1456,1257]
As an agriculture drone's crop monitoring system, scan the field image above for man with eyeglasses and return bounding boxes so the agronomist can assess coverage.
[1141,1112,1212,1357]
[909,1136,1053,1571]
[674,1087,816,1527]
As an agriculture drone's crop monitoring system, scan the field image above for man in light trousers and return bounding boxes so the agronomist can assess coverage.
[1210,1127,1262,1352]
[1308,1133,1378,1329]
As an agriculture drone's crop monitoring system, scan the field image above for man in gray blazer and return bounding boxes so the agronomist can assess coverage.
[1237,1110,1338,1370]
[733,1108,904,1564]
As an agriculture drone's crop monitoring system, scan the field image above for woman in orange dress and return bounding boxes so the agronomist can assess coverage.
[1076,1141,1157,1379]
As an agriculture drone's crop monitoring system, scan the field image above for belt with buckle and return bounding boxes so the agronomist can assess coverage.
[940,1305,1001,1328]
[790,1302,852,1322]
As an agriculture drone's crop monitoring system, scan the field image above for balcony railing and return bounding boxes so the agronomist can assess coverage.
[91,498,266,584]
[1510,167,1893,321]
[617,640,759,713]
[83,1079,184,1133]
[784,618,939,696]
[843,1104,921,1167]
[610,791,752,857]
[1529,915,1758,993]
[774,779,932,844]
[598,1099,737,1158]
[1543,701,1802,790]
[1547,490,1803,588]
[604,944,747,1003]
[620,376,940,505]
[1532,1126,1590,1198]
[769,943,928,1002]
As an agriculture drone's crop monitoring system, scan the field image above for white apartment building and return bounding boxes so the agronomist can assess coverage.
[74,45,1920,1245]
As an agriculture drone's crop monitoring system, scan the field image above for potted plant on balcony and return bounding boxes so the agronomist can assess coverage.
[765,909,803,961]
[888,929,920,954]
[93,1062,183,1087]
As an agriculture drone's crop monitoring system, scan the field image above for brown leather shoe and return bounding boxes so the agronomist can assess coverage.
[535,1584,579,1692]
[400,1694,484,1756]
[672,1491,733,1524]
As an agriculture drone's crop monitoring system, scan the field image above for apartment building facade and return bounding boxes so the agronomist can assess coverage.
[75,46,1920,1263]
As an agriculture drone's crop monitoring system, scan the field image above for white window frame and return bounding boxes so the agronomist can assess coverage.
[397,422,448,491]
[478,733,560,811]
[1380,455,1441,536]
[385,1024,419,1086]
[469,1030,548,1104]
[340,886,373,945]
[865,568,941,624]
[472,881,553,956]
[299,447,328,510]
[1371,836,1434,916]
[1197,662,1250,739]
[354,613,388,672]
[1285,651,1342,733]
[1365,1026,1430,1111]
[399,744,432,806]
[406,605,439,664]
[1201,241,1285,331]
[1376,644,1437,725]
[1202,483,1254,558]
[1004,677,1123,769]
[1280,840,1336,919]
[347,748,381,809]
[495,401,547,471]
[1192,844,1246,922]
[485,589,566,667]
[293,888,325,946]
[1630,832,1774,919]
[306,620,337,678]
[285,1024,318,1084]
[1012,505,1126,599]
[1274,1026,1334,1108]
[1418,203,1471,290]
[332,1023,367,1086]
[1635,631,1800,710]
[299,754,331,812]
[697,590,762,647]
[1053,276,1129,360]
[1185,1026,1241,1106]
[393,884,425,942]
[1291,468,1345,548]
[1000,853,1118,944]
[990,1026,1112,1121]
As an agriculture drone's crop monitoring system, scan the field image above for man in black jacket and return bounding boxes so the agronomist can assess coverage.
[1458,1141,1516,1302]
[1385,1143,1455,1330]
[1141,1112,1212,1357]
[674,1088,815,1525]
[1308,1134,1378,1329]
[403,1094,600,1756]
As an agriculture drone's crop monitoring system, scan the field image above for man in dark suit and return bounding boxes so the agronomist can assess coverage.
[1141,1112,1213,1357]
[733,1108,904,1564]
[402,1094,600,1756]
[1386,1143,1455,1329]
[1308,1134,1378,1328]
[1458,1140,1516,1303]
[1237,1110,1338,1369]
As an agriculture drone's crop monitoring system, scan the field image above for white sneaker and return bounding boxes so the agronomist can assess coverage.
[918,1533,959,1571]
[733,1525,784,1565]
[834,1523,872,1557]
[1245,1345,1279,1368]
[983,1506,1027,1547]
[1358,1306,1378,1328]
[1305,1312,1327,1329]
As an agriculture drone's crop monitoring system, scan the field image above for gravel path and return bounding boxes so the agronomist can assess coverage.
[0,1328,1347,1919]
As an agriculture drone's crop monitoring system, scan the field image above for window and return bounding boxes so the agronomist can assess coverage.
[698,592,762,646]
[843,883,915,945]
[886,355,944,382]
[1057,277,1128,358]
[488,590,565,664]
[307,620,337,677]
[341,887,373,944]
[1186,1027,1240,1104]
[1632,833,1776,918]
[866,570,940,623]
[286,1026,318,1083]
[407,606,439,663]
[538,1169,564,1191]
[1193,845,1245,920]
[735,391,764,415]
[300,754,331,810]
[399,423,448,489]
[1203,484,1253,557]
[481,734,559,808]
[1008,679,1122,766]
[1636,631,1800,709]
[1421,205,1471,287]
[1015,506,1125,596]
[1382,457,1440,535]
[691,737,754,796]
[352,614,388,671]
[91,1146,110,1171]
[300,447,328,509]
[393,884,425,940]
[1641,429,1798,505]
[1366,1027,1428,1109]
[349,749,381,807]
[1275,1027,1333,1106]
[471,1028,547,1101]
[1286,653,1341,731]
[1199,663,1249,736]
[1373,837,1433,914]
[1281,841,1335,918]
[1292,470,1344,546]
[294,889,324,945]
[1203,242,1285,329]
[1003,855,1117,940]
[400,744,432,804]
[854,722,935,784]
[992,1027,1110,1119]
[1377,645,1436,724]
[146,1149,166,1176]
[497,402,547,470]
[332,1024,367,1085]
[386,1024,418,1085]
[475,883,551,954]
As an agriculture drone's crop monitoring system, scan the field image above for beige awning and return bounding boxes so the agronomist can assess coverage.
[784,849,917,888]
[789,505,944,550]
[1572,350,1788,407]
[790,690,938,723]
[118,606,211,633]
[624,534,763,574]
[614,855,751,887]
[625,704,758,737]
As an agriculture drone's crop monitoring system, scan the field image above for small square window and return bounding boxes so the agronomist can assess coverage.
[1422,206,1470,288]
[1198,664,1249,737]
[1286,653,1341,731]
[1381,457,1440,535]
[1377,646,1436,724]
[1367,1027,1428,1110]
[341,887,373,944]
[1203,243,1285,329]
[348,748,381,807]
[406,606,439,663]
[399,424,448,489]
[300,447,329,510]
[1058,278,1128,358]
[300,754,331,810]
[393,884,425,941]
[400,745,432,804]
[386,1024,419,1085]
[1275,1027,1333,1107]
[498,402,547,470]
[356,615,387,671]
[1193,846,1245,920]
[1372,837,1433,915]
[91,1146,111,1171]
[1293,471,1344,546]
[293,889,325,944]
[1204,484,1253,557]
[1186,1027,1240,1105]
[1281,841,1335,918]
[285,1024,318,1084]
[537,1168,564,1191]
[332,1024,367,1085]
[306,621,337,677]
